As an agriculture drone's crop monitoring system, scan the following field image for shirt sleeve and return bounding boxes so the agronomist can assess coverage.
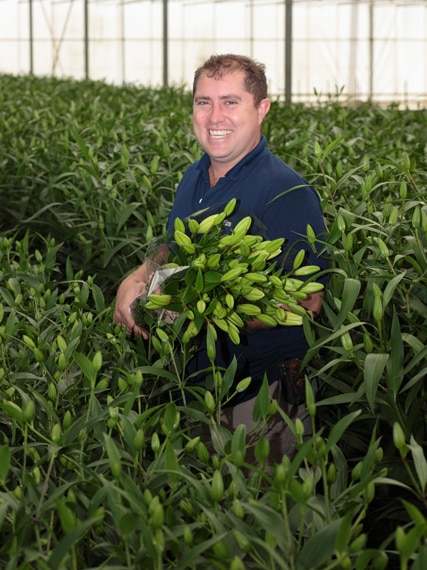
[261,176,328,277]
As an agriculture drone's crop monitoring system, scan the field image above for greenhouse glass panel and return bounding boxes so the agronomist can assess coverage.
[0,0,425,106]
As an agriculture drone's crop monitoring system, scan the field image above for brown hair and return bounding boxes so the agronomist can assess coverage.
[193,54,268,106]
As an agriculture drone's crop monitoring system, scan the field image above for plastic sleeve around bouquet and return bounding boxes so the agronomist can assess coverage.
[130,235,189,326]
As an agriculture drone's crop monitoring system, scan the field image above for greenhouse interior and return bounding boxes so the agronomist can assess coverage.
[0,0,426,106]
[1,0,427,568]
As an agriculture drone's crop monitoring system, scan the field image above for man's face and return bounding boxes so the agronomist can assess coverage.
[192,70,270,172]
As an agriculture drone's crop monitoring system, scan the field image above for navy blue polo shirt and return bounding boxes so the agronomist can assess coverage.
[166,135,327,404]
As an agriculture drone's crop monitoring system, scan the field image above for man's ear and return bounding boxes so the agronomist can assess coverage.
[258,98,271,123]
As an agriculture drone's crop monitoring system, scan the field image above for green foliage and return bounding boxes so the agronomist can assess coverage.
[133,199,323,350]
[0,74,426,568]
[0,75,197,297]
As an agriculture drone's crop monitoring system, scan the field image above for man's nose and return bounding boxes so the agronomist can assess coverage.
[209,103,224,122]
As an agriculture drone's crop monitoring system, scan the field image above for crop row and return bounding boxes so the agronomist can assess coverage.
[0,73,426,568]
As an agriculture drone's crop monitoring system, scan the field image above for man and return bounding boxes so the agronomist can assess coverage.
[114,54,327,461]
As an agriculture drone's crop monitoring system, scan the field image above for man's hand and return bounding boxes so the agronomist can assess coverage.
[113,265,150,339]
[297,291,324,318]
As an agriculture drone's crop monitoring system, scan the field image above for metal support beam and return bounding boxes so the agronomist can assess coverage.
[284,0,292,103]
[349,0,358,97]
[163,0,168,86]
[120,0,125,84]
[29,0,34,74]
[84,0,89,80]
[369,0,374,99]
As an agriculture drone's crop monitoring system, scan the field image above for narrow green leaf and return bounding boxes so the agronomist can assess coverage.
[219,357,238,399]
[336,278,361,325]
[383,272,406,308]
[401,333,424,354]
[252,376,270,421]
[244,502,290,547]
[116,202,144,231]
[164,440,180,480]
[334,512,352,553]
[73,352,95,384]
[70,122,91,161]
[322,136,344,160]
[0,503,8,531]
[305,321,364,357]
[103,433,122,478]
[387,309,404,395]
[119,512,139,537]
[138,365,183,382]
[0,446,11,481]
[408,436,427,493]
[410,236,427,273]
[411,544,427,570]
[91,283,105,312]
[55,498,76,534]
[298,519,341,567]
[302,316,316,351]
[355,550,383,570]
[364,353,389,413]
[401,499,427,528]
[176,534,228,570]
[325,410,362,452]
[48,515,101,570]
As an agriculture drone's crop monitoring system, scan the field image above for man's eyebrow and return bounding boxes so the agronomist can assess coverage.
[194,94,242,102]
[220,94,242,101]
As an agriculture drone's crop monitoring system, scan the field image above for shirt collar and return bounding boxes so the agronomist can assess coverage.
[197,135,267,179]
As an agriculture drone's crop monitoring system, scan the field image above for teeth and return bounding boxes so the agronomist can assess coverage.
[209,130,231,138]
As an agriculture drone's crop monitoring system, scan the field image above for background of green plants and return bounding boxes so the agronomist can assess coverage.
[0,74,426,569]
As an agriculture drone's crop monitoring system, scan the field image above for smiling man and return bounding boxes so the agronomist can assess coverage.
[192,61,270,186]
[113,54,328,463]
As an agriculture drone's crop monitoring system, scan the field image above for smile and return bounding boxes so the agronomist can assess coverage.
[209,130,232,138]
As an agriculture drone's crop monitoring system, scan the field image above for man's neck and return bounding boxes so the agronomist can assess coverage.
[208,165,224,187]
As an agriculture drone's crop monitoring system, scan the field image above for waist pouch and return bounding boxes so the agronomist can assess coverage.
[278,357,307,406]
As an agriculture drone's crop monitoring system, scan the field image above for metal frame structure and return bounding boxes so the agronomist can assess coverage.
[1,0,426,105]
